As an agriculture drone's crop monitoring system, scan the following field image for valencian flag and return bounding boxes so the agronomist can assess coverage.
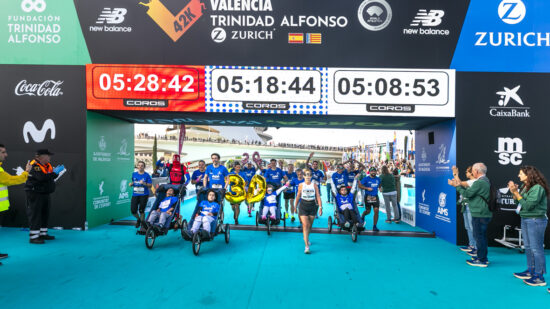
[288,33,304,44]
[306,33,322,44]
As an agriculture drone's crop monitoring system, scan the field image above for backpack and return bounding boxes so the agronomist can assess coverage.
[480,177,499,212]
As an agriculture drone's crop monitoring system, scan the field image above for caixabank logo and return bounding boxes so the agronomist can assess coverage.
[452,0,550,72]
[140,0,206,42]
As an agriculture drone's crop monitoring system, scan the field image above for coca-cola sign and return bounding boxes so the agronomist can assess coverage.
[15,80,64,96]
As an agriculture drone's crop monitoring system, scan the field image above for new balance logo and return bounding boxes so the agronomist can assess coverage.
[96,8,127,24]
[410,9,444,27]
[23,119,56,144]
[495,137,526,165]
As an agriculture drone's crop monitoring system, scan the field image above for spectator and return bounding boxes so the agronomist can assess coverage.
[452,166,477,255]
[380,165,400,223]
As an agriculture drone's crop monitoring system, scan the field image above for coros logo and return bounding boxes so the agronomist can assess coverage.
[140,0,206,42]
[23,119,56,143]
[495,137,525,165]
[21,0,46,13]
[498,0,526,25]
[358,0,392,31]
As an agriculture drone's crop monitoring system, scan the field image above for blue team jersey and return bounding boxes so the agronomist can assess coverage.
[283,171,297,192]
[131,172,152,196]
[347,170,358,186]
[263,191,280,207]
[199,200,220,216]
[191,169,206,190]
[263,168,284,185]
[158,196,178,212]
[332,171,348,188]
[309,168,325,186]
[290,177,305,194]
[205,165,229,188]
[361,176,381,196]
[335,193,355,211]
[242,167,256,183]
[229,170,248,191]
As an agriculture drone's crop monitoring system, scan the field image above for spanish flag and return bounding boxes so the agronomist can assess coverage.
[288,33,304,44]
[306,33,322,44]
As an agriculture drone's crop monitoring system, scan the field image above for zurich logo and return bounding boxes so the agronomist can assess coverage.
[498,0,526,25]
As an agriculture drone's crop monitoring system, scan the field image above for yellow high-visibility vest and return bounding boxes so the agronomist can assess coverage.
[0,165,9,212]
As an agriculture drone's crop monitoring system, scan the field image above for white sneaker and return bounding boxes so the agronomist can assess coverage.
[344,222,350,228]
[304,247,310,254]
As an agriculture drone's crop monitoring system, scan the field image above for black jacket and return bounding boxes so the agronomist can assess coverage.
[24,162,57,194]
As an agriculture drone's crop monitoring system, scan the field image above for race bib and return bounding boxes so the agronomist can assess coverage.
[133,187,145,194]
[366,195,377,202]
[159,200,172,210]
[212,184,223,189]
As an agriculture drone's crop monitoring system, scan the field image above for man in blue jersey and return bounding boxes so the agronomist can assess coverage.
[263,159,284,189]
[331,164,348,197]
[228,162,248,224]
[305,152,326,191]
[242,161,257,216]
[358,167,381,231]
[203,153,229,190]
[289,169,305,222]
[283,163,297,219]
[129,161,152,228]
[191,160,206,192]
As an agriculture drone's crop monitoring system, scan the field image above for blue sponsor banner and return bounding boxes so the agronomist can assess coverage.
[452,0,550,72]
[415,120,457,244]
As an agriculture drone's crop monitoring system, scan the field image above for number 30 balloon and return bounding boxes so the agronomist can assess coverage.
[225,174,246,204]
[247,174,266,203]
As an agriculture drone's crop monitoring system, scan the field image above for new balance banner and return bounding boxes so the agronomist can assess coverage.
[0,65,87,229]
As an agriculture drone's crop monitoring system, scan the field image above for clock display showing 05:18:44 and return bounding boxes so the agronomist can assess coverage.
[215,75,316,95]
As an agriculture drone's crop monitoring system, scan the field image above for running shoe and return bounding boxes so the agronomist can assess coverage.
[385,219,392,223]
[40,234,55,240]
[372,225,379,232]
[0,253,7,260]
[344,222,350,228]
[466,258,488,268]
[261,216,267,220]
[270,215,276,220]
[291,216,295,222]
[459,246,474,252]
[513,269,532,280]
[524,275,546,287]
[467,249,478,257]
[285,213,289,219]
[394,219,401,224]
[234,219,239,225]
[304,247,310,254]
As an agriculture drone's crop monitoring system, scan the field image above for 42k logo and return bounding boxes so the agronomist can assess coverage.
[140,0,206,42]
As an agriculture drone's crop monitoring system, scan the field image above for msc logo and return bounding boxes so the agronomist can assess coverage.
[498,0,526,25]
[140,0,206,42]
[96,8,127,24]
[23,119,56,144]
[21,0,46,13]
[410,9,444,27]
[495,137,526,165]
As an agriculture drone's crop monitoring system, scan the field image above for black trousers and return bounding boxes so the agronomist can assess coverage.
[26,191,51,238]
[343,208,358,226]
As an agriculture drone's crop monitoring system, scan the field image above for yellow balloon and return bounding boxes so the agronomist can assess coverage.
[225,174,246,204]
[247,175,266,203]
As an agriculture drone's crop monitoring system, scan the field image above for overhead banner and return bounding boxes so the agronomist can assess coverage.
[73,0,469,68]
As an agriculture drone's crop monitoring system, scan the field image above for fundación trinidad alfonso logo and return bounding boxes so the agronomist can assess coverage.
[139,0,206,42]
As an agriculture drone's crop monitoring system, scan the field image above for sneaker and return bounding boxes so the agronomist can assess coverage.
[514,270,533,280]
[135,219,141,228]
[524,275,547,287]
[40,234,55,240]
[385,219,392,223]
[234,219,239,225]
[291,216,295,222]
[284,213,289,219]
[0,253,7,260]
[394,219,401,224]
[467,249,478,257]
[270,215,276,220]
[459,246,473,252]
[29,238,45,244]
[304,247,310,254]
[344,222,350,228]
[372,225,379,232]
[261,216,267,220]
[466,258,488,268]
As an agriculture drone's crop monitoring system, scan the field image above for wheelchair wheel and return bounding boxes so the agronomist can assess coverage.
[225,224,230,244]
[351,224,358,242]
[192,233,201,256]
[180,219,188,239]
[327,216,332,233]
[267,217,271,236]
[145,227,156,249]
[255,211,259,227]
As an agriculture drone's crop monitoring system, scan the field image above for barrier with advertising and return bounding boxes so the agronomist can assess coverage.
[377,176,416,226]
[0,64,87,229]
[86,112,134,228]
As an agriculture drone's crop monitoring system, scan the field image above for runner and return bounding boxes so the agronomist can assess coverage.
[228,162,247,225]
[262,159,285,206]
[358,167,381,232]
[242,161,257,216]
[305,152,326,197]
[345,159,365,206]
[191,160,206,192]
[331,163,348,197]
[203,153,229,203]
[283,163,297,219]
[289,169,305,222]
[129,161,153,228]
[294,170,322,254]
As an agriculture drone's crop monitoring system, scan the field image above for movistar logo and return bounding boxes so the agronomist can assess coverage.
[23,119,56,143]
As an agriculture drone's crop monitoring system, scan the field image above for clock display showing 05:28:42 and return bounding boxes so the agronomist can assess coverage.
[98,73,194,92]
